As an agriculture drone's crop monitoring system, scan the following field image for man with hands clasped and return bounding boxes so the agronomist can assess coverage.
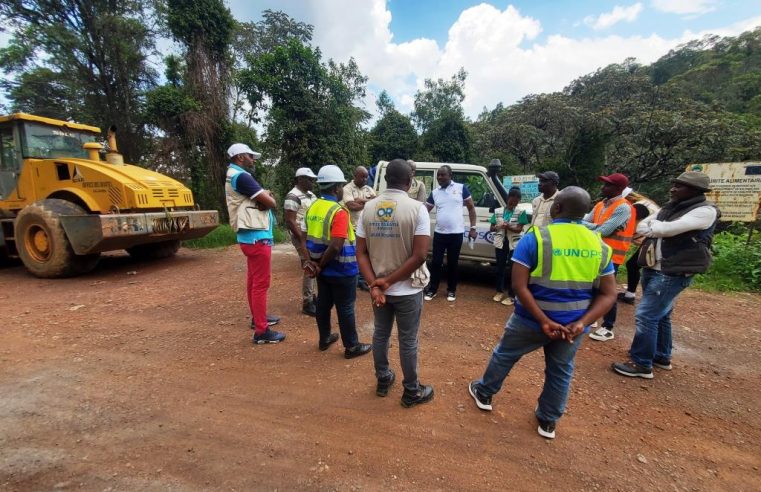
[355,159,434,408]
[468,186,617,439]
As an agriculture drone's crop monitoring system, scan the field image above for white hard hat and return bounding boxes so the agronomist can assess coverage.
[295,167,317,178]
[316,165,346,184]
[227,143,261,159]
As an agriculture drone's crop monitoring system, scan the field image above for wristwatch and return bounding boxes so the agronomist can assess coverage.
[470,226,477,230]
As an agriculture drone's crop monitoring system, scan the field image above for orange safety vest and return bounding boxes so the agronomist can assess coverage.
[591,197,635,265]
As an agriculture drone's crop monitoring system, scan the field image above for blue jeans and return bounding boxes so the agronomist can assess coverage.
[477,314,584,423]
[316,274,360,348]
[629,269,692,368]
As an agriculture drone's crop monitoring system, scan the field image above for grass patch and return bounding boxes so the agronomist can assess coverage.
[183,224,289,249]
[692,230,761,292]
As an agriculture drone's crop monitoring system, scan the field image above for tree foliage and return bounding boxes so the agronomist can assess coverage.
[369,108,417,163]
[0,0,158,162]
[240,39,369,197]
[412,68,467,132]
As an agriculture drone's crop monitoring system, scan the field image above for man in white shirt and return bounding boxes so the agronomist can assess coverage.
[613,171,719,379]
[531,171,560,227]
[283,167,318,316]
[424,165,477,302]
[356,159,434,408]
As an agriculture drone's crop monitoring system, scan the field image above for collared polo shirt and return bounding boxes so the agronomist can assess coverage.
[227,164,274,244]
[426,181,471,234]
[342,181,376,225]
[284,186,316,232]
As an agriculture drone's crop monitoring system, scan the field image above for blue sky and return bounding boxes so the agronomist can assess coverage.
[224,0,760,119]
[387,0,757,45]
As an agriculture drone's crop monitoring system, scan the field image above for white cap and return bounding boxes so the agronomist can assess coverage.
[227,143,261,159]
[316,165,346,184]
[295,167,317,179]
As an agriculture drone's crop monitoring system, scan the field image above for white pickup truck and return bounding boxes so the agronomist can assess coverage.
[372,161,532,264]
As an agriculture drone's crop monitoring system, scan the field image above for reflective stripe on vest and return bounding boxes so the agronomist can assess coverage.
[304,199,357,273]
[528,224,611,313]
[592,198,635,264]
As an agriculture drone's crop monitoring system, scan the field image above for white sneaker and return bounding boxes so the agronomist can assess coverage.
[447,292,456,302]
[590,321,598,328]
[492,293,504,302]
[501,297,514,306]
[589,327,614,341]
[424,291,436,301]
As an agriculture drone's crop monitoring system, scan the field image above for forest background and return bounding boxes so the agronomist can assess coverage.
[1,0,759,289]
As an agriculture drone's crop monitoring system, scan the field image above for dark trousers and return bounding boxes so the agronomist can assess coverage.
[494,246,515,297]
[316,274,359,348]
[428,232,463,294]
[602,263,620,329]
[626,247,641,293]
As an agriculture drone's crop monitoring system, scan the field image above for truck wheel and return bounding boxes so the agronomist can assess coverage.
[15,199,100,278]
[126,239,181,260]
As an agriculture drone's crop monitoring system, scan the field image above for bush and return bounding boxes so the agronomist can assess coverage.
[183,224,288,249]
[693,230,761,292]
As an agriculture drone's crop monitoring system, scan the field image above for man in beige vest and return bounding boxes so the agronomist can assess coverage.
[356,159,434,408]
[342,165,376,291]
[406,160,427,202]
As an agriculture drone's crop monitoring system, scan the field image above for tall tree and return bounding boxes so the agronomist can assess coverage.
[240,39,369,197]
[0,0,158,162]
[411,68,467,132]
[369,109,418,163]
[158,0,235,213]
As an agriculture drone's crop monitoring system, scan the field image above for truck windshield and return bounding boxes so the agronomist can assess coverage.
[20,122,98,159]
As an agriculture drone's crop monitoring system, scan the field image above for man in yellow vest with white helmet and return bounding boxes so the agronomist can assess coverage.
[304,165,372,359]
[468,186,617,439]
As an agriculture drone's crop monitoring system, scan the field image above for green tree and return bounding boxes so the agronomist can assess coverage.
[369,109,418,163]
[412,68,467,132]
[0,0,158,162]
[148,0,235,213]
[420,112,471,163]
[240,39,369,197]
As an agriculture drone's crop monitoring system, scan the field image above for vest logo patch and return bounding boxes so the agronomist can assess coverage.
[552,248,600,259]
[375,200,397,222]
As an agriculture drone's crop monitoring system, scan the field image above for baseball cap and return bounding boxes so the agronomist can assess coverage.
[598,173,629,188]
[672,171,711,192]
[227,143,261,159]
[295,167,317,179]
[536,171,560,183]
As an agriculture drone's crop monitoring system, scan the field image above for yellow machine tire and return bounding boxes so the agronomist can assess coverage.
[126,239,181,260]
[15,199,100,278]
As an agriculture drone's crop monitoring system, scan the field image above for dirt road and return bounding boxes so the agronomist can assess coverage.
[1,245,759,491]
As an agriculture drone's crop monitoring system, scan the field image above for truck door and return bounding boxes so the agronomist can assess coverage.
[0,125,20,202]
[451,170,503,262]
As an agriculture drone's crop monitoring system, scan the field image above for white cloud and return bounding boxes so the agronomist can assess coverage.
[651,0,717,16]
[584,3,644,30]
[226,1,760,122]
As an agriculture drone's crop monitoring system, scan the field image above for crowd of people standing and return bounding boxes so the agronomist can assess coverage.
[223,143,720,439]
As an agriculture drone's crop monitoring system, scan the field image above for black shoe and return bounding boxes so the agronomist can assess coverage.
[537,417,556,439]
[468,380,492,411]
[249,315,281,330]
[252,329,286,344]
[401,384,434,408]
[319,333,340,351]
[376,370,396,397]
[357,280,371,292]
[302,302,317,317]
[344,343,372,359]
[652,357,673,370]
[612,360,654,379]
[617,292,635,305]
